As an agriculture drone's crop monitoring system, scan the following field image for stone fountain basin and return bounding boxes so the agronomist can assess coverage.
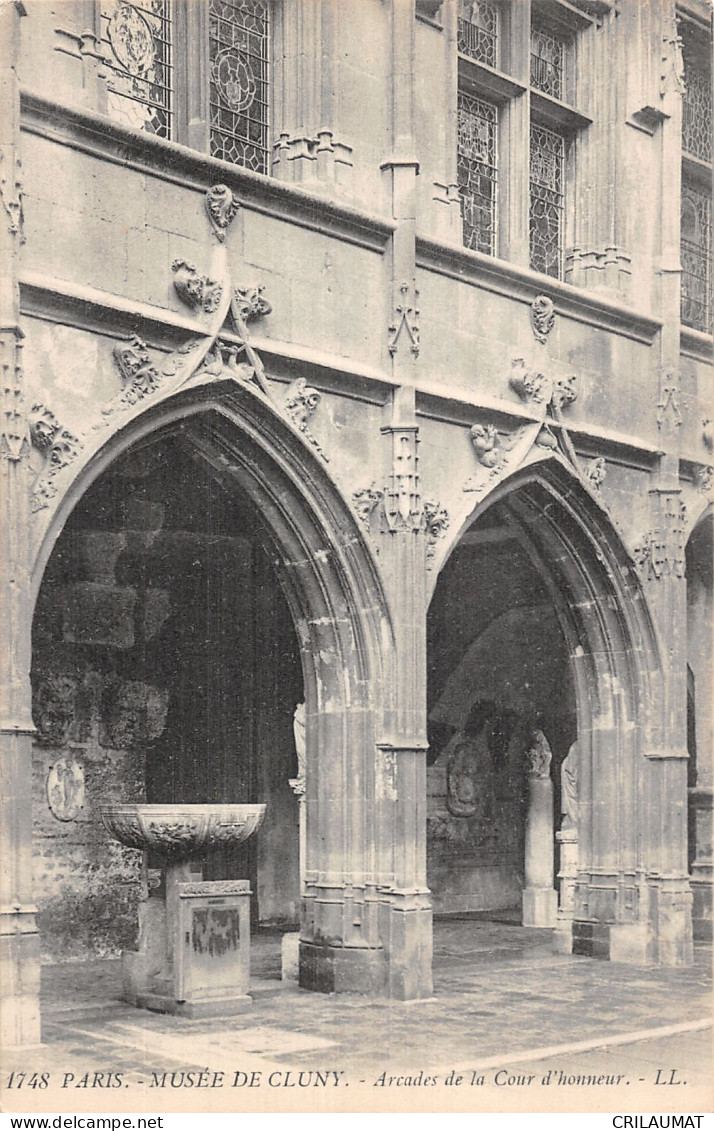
[100,803,266,858]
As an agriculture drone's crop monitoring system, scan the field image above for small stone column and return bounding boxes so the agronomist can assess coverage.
[556,739,580,943]
[522,729,557,927]
[282,702,306,981]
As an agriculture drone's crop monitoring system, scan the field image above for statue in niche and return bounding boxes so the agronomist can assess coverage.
[560,740,579,829]
[524,728,552,778]
[444,701,499,819]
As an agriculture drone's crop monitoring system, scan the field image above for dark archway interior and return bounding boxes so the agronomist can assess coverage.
[31,432,303,961]
[685,513,712,939]
[427,501,577,918]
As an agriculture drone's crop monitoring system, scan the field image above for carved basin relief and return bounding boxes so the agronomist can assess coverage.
[101,803,266,860]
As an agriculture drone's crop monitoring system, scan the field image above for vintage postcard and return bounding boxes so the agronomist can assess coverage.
[1,0,712,1118]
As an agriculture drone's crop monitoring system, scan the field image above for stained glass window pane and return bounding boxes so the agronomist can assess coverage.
[681,178,712,334]
[681,23,712,164]
[100,0,172,138]
[529,122,565,278]
[458,92,498,255]
[209,0,270,173]
[530,25,565,101]
[457,1,499,69]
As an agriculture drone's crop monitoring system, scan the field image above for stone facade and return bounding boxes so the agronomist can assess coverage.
[0,0,711,1046]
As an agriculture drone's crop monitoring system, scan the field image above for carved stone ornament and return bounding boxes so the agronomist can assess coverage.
[1,331,29,461]
[172,259,223,314]
[289,701,306,798]
[634,498,687,581]
[509,358,547,403]
[179,880,251,897]
[660,12,685,98]
[352,484,383,532]
[205,183,240,242]
[0,149,24,243]
[657,380,683,428]
[33,674,78,746]
[446,734,482,818]
[552,373,578,411]
[586,456,607,491]
[383,429,422,530]
[388,282,420,358]
[233,285,272,322]
[46,756,85,822]
[30,403,84,512]
[694,465,713,495]
[702,418,712,452]
[530,295,555,344]
[423,499,449,566]
[525,729,552,779]
[284,378,328,461]
[470,423,502,469]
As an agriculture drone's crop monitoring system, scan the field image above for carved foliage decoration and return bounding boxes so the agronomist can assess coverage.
[205,183,239,241]
[694,465,713,495]
[352,484,383,532]
[423,499,449,566]
[508,358,547,403]
[284,377,328,461]
[172,259,223,313]
[634,498,687,581]
[586,456,607,491]
[388,282,420,358]
[33,674,78,746]
[30,402,84,511]
[233,285,272,322]
[0,149,24,243]
[530,294,555,344]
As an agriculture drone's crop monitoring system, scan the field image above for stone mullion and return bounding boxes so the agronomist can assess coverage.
[502,0,530,266]
[433,0,461,241]
[178,0,210,153]
[0,0,40,1049]
[271,0,321,185]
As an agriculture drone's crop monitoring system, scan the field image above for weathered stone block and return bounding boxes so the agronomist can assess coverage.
[62,584,136,648]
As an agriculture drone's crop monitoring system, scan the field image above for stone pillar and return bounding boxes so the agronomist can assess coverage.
[522,730,557,928]
[554,740,579,952]
[282,703,305,981]
[0,0,41,1049]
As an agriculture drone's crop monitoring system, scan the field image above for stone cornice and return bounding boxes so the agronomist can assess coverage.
[680,326,714,364]
[19,89,395,254]
[416,235,663,345]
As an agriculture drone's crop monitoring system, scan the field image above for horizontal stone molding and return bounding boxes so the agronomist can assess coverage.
[680,326,714,363]
[416,236,663,345]
[19,89,395,254]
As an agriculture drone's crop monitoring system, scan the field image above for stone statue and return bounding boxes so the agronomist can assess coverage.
[290,701,306,797]
[560,740,579,829]
[525,728,552,778]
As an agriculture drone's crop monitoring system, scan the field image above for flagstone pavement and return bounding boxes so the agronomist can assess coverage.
[2,919,712,1114]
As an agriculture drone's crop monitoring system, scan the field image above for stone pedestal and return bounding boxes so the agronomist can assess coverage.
[522,773,557,927]
[123,866,253,1017]
[553,825,578,952]
[281,931,300,981]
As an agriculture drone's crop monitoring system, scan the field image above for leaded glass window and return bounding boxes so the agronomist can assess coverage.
[458,92,498,255]
[457,1,499,69]
[681,24,712,164]
[209,0,270,173]
[529,122,565,278]
[100,0,172,138]
[681,178,712,334]
[530,25,565,101]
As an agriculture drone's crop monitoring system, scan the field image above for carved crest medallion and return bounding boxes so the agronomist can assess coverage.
[47,756,85,822]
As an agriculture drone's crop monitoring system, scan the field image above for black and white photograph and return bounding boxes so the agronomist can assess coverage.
[0,0,712,1119]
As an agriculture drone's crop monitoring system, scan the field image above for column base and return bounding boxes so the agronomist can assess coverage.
[126,990,252,1019]
[0,929,42,1049]
[299,941,388,995]
[281,931,300,981]
[522,887,557,927]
